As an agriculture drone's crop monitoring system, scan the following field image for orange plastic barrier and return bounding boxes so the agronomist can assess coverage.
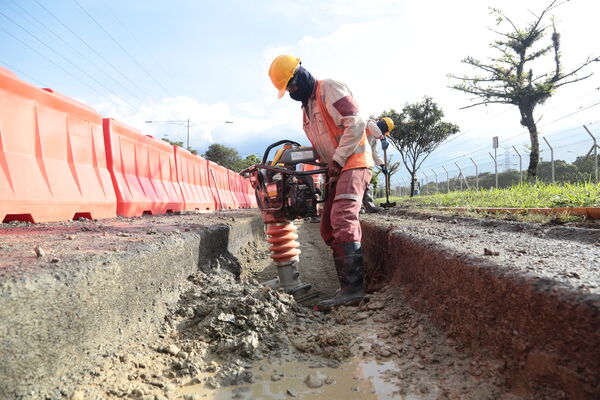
[237,174,255,208]
[0,67,116,223]
[174,147,215,212]
[103,119,183,216]
[245,179,257,208]
[207,161,237,210]
[228,170,250,208]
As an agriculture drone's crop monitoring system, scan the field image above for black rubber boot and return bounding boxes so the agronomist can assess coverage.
[362,187,382,213]
[317,242,366,312]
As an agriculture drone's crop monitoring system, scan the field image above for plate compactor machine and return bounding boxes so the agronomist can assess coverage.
[240,140,329,302]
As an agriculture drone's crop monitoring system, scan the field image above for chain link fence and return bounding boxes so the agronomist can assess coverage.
[381,122,600,197]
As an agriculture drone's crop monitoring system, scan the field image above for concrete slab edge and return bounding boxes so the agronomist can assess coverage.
[0,215,265,399]
[361,221,600,400]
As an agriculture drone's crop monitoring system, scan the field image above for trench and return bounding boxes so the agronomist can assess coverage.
[54,220,525,400]
[2,212,594,399]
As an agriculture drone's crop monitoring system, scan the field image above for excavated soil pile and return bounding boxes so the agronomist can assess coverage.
[67,268,353,400]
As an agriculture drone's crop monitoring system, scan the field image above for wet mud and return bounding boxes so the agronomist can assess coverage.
[49,220,550,400]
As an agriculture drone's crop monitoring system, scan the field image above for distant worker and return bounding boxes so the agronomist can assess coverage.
[413,176,421,196]
[268,55,373,311]
[362,118,394,213]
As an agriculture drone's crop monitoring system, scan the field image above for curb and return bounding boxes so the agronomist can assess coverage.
[433,206,600,219]
[361,220,600,399]
[0,213,264,398]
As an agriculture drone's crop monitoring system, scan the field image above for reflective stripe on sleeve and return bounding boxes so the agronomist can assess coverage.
[334,193,361,201]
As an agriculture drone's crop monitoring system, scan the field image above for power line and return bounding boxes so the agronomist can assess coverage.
[98,0,185,95]
[0,10,137,110]
[71,0,174,97]
[422,99,600,171]
[422,116,600,172]
[438,89,600,154]
[0,25,108,99]
[0,60,45,86]
[31,0,150,99]
[435,106,512,151]
[5,0,146,104]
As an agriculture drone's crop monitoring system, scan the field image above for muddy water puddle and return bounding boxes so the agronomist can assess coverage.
[179,356,437,399]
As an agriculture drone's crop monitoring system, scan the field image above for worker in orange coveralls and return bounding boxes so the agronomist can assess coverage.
[268,55,373,311]
[362,118,394,213]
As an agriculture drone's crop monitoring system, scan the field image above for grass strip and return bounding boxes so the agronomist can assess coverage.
[378,182,600,209]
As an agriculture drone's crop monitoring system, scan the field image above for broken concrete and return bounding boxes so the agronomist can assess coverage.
[0,211,264,399]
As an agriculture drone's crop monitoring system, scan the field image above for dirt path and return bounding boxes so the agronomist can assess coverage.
[50,219,554,400]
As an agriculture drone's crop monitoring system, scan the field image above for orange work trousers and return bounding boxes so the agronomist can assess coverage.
[320,167,372,247]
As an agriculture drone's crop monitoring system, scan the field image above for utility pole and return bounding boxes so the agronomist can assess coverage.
[145,119,233,151]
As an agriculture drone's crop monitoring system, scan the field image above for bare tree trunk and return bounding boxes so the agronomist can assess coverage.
[519,103,539,178]
[410,171,415,197]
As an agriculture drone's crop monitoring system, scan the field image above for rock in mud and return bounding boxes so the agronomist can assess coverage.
[204,376,220,389]
[304,373,324,388]
[34,245,45,258]
[353,311,371,321]
[483,247,499,256]
[69,390,85,400]
[165,344,180,356]
[271,370,284,381]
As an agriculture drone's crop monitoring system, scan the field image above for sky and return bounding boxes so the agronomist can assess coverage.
[1,0,599,186]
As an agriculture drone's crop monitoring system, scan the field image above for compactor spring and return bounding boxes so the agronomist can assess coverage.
[266,222,301,263]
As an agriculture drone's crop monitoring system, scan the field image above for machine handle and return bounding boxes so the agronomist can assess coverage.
[261,140,302,164]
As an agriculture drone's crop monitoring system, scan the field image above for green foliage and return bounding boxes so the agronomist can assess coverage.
[449,1,598,177]
[379,98,459,196]
[235,154,261,171]
[202,144,260,171]
[370,155,401,191]
[203,144,241,170]
[390,182,600,209]
[161,137,198,155]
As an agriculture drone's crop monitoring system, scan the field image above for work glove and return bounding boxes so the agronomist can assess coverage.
[328,160,342,179]
[380,138,389,151]
[380,164,388,175]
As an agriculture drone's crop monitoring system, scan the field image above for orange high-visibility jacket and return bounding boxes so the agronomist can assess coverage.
[302,79,373,171]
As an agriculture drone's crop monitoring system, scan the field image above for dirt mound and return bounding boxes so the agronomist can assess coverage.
[176,271,312,360]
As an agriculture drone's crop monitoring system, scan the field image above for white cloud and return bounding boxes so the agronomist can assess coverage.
[260,0,600,182]
[94,94,305,153]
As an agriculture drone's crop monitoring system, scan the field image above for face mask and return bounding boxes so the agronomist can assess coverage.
[376,120,389,134]
[287,66,315,106]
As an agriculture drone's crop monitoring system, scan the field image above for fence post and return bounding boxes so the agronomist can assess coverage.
[442,165,449,193]
[432,169,438,193]
[512,146,523,185]
[404,177,410,197]
[469,158,478,190]
[454,162,470,190]
[423,172,429,195]
[583,124,599,183]
[543,136,554,183]
[489,152,498,188]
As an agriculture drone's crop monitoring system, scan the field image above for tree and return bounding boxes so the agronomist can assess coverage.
[235,154,261,172]
[202,144,260,171]
[380,98,459,197]
[203,144,242,170]
[449,1,599,178]
[161,137,198,155]
[370,155,400,197]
